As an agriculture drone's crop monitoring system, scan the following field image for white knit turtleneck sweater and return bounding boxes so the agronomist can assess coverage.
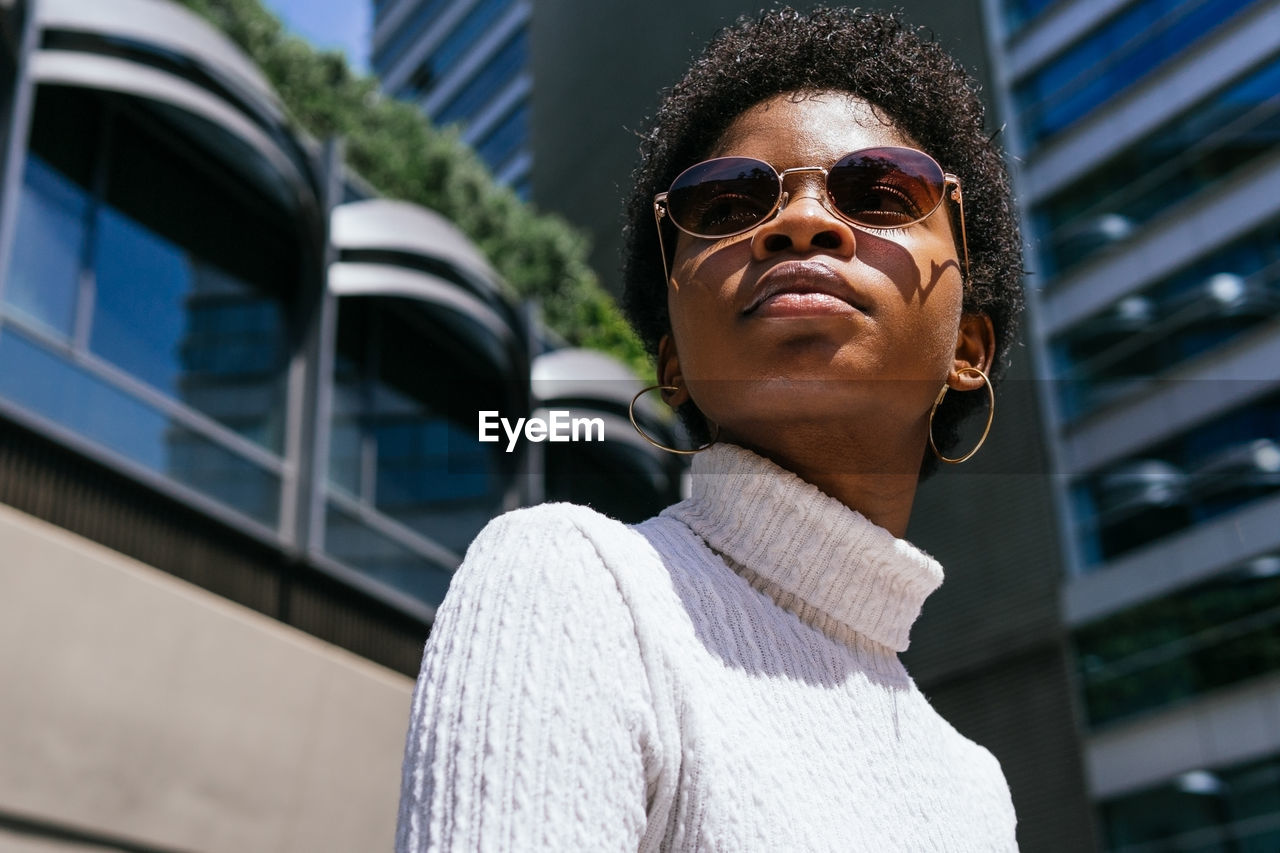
[397,444,1018,851]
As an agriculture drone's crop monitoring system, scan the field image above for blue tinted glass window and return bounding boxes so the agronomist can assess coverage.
[1034,52,1280,276]
[430,0,513,79]
[0,326,280,526]
[372,0,449,78]
[1075,560,1280,727]
[164,426,281,527]
[328,334,367,497]
[91,205,191,391]
[324,501,455,604]
[1001,0,1059,34]
[181,266,289,379]
[1015,0,1260,144]
[1052,215,1280,423]
[3,155,88,337]
[374,419,488,507]
[89,206,289,450]
[98,102,294,451]
[324,294,519,607]
[1,86,295,527]
[434,29,526,125]
[328,297,513,556]
[0,325,168,468]
[1101,754,1280,851]
[474,102,527,172]
[1076,393,1280,565]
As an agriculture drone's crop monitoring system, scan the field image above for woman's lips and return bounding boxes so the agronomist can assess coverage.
[750,291,861,316]
[744,260,867,318]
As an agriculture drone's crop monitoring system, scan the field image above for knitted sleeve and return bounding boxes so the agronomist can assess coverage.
[396,504,659,852]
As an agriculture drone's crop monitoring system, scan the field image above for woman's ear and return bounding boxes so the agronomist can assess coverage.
[950,313,996,390]
[656,334,690,408]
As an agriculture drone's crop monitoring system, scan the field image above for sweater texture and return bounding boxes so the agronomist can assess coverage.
[397,443,1018,851]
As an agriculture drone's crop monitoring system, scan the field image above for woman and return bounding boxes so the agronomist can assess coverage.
[398,8,1024,851]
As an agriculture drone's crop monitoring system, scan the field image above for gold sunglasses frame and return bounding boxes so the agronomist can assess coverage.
[652,148,969,286]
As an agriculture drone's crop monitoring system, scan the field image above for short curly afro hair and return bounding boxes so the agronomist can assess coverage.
[621,7,1023,477]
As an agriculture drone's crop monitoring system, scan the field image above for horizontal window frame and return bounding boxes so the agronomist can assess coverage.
[0,312,289,477]
[1034,55,1280,273]
[1041,148,1280,338]
[1021,3,1280,204]
[1053,261,1280,420]
[323,484,463,577]
[1012,0,1256,146]
[1064,490,1280,619]
[0,361,287,550]
[1061,321,1280,479]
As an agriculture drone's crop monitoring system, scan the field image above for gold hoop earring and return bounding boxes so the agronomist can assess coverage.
[629,385,718,455]
[928,367,995,464]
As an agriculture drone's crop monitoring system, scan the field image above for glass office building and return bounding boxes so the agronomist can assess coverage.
[0,0,681,847]
[371,0,531,196]
[982,0,1280,847]
[0,0,527,641]
[0,0,677,634]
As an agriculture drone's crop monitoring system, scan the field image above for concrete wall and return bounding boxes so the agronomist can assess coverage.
[0,501,414,852]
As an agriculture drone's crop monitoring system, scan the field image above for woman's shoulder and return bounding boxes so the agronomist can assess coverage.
[402,504,670,851]
[464,501,638,562]
[446,502,659,605]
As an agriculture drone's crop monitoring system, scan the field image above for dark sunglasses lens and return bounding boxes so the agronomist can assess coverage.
[827,147,945,227]
[667,157,780,237]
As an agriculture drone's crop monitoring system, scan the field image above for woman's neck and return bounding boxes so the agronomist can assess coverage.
[725,425,926,537]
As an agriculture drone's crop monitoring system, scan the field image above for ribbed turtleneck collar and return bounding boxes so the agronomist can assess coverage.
[661,443,944,652]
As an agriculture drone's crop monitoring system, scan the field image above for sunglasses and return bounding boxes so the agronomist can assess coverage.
[653,145,968,282]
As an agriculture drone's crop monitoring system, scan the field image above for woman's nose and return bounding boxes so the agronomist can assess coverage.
[750,190,857,257]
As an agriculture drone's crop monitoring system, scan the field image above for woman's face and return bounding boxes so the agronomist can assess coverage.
[660,91,985,466]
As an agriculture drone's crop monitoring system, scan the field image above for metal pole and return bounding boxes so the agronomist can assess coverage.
[0,0,38,309]
[300,138,342,556]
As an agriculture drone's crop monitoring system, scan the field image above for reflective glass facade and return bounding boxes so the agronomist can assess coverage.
[988,0,1280,837]
[0,9,692,849]
[0,77,561,612]
[429,0,511,78]
[2,87,293,528]
[1074,393,1280,564]
[0,0,679,637]
[999,0,1058,34]
[434,29,526,127]
[1013,0,1260,146]
[372,0,532,192]
[474,101,527,173]
[1100,753,1280,851]
[324,295,513,603]
[375,0,449,76]
[1033,52,1280,277]
[1076,553,1280,728]
[1052,214,1280,422]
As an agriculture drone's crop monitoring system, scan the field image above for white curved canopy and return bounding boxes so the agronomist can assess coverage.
[31,0,315,212]
[37,0,282,118]
[329,198,524,377]
[330,199,503,298]
[532,347,648,411]
[328,261,516,353]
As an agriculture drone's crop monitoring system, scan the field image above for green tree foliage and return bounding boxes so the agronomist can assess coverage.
[176,0,647,373]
